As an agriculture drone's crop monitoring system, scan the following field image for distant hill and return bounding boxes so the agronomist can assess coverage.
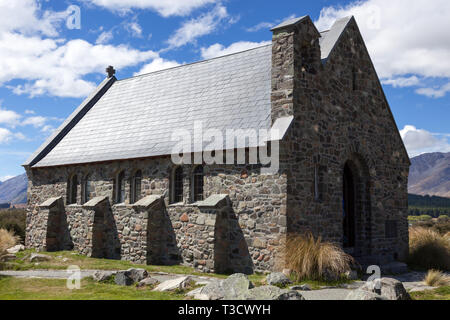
[409,152,450,198]
[0,173,27,204]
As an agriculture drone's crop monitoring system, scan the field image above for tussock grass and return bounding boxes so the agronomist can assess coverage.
[285,233,355,281]
[424,270,450,287]
[0,229,18,256]
[408,227,450,271]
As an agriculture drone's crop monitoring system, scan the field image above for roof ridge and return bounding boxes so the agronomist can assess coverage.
[118,43,272,82]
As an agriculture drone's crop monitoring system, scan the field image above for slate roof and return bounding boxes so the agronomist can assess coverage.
[26,16,354,168]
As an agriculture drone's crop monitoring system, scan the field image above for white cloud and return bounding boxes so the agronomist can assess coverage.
[245,14,296,32]
[85,0,216,17]
[0,128,12,144]
[0,108,22,127]
[134,58,181,76]
[167,5,230,48]
[315,0,450,97]
[125,21,143,38]
[0,1,158,98]
[381,76,420,88]
[415,83,450,99]
[22,116,47,128]
[200,41,271,60]
[96,30,114,44]
[24,109,35,115]
[400,125,450,157]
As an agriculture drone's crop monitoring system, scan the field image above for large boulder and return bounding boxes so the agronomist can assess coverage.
[244,286,304,300]
[92,271,116,282]
[114,271,134,286]
[266,272,292,287]
[345,289,387,300]
[194,274,254,300]
[153,276,193,292]
[137,277,160,288]
[7,245,25,254]
[126,268,148,283]
[30,253,51,262]
[360,277,411,300]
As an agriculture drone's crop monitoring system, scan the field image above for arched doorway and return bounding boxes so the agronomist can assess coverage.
[342,156,372,259]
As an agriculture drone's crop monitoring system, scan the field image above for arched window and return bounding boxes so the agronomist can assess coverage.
[171,166,183,204]
[115,171,125,204]
[82,174,92,204]
[130,170,142,204]
[67,174,78,205]
[192,165,204,202]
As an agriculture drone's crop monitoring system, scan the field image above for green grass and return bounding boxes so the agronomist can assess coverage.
[410,286,450,300]
[0,276,186,300]
[2,249,266,283]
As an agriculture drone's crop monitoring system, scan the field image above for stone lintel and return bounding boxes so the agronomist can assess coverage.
[39,197,63,209]
[197,194,230,209]
[132,195,162,209]
[82,196,108,209]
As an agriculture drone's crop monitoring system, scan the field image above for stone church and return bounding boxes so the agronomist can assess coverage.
[24,16,410,274]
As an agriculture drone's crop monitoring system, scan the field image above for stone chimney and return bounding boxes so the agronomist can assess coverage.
[270,16,321,123]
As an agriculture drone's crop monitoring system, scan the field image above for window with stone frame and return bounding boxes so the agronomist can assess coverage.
[67,174,78,205]
[115,171,126,204]
[130,170,142,204]
[192,165,204,202]
[171,166,183,204]
[82,174,92,204]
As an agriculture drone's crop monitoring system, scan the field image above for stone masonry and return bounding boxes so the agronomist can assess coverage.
[24,16,410,273]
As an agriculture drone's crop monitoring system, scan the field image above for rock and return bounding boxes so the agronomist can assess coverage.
[92,270,116,282]
[137,277,159,288]
[126,268,148,282]
[266,272,292,286]
[0,253,17,262]
[244,285,304,300]
[195,274,254,300]
[345,289,388,300]
[153,276,193,292]
[221,273,255,300]
[345,270,358,280]
[290,284,311,291]
[30,253,51,262]
[360,277,411,300]
[114,271,134,286]
[62,258,69,262]
[6,244,25,254]
[282,269,292,277]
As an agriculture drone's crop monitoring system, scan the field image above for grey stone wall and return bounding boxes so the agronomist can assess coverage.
[25,160,286,273]
[271,18,410,265]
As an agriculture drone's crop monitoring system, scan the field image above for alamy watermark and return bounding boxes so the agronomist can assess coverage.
[66,265,81,290]
[170,121,280,174]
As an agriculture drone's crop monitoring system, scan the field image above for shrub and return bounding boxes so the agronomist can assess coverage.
[0,228,18,256]
[408,227,450,271]
[424,270,450,287]
[285,233,355,281]
[0,209,26,241]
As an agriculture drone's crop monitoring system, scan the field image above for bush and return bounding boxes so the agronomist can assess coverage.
[285,233,355,281]
[408,227,450,271]
[0,228,18,256]
[424,270,450,287]
[0,209,26,242]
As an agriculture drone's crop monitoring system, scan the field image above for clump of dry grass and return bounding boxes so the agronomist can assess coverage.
[408,227,450,271]
[0,228,18,256]
[285,233,355,281]
[424,270,450,287]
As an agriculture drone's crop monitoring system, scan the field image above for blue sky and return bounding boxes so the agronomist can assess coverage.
[0,0,449,181]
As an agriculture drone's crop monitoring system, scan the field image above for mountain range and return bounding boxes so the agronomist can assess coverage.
[0,152,448,205]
